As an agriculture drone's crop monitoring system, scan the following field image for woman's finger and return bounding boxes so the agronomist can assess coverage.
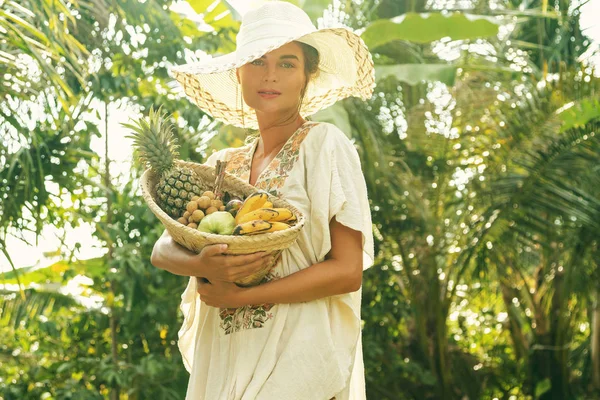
[229,255,274,281]
[200,244,228,258]
[218,251,268,268]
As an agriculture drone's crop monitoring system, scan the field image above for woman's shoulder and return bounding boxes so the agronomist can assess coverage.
[305,122,358,160]
[306,121,354,149]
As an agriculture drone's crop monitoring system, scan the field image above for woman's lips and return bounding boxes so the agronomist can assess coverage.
[258,92,281,99]
[258,90,281,99]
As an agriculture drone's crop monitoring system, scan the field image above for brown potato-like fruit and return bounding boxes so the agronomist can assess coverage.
[187,222,198,229]
[219,206,226,211]
[183,211,191,219]
[190,209,205,223]
[205,206,218,215]
[191,196,200,202]
[211,199,223,209]
[177,217,188,225]
[197,196,211,209]
[186,201,199,213]
[202,191,216,200]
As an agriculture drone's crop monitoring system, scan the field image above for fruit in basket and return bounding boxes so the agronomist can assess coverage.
[232,219,271,235]
[235,191,269,223]
[124,107,203,218]
[186,201,199,213]
[225,199,243,217]
[175,187,297,235]
[236,207,297,224]
[273,208,296,222]
[205,206,218,215]
[190,209,205,223]
[233,220,291,236]
[237,208,280,224]
[197,196,211,209]
[197,211,236,235]
[202,191,216,200]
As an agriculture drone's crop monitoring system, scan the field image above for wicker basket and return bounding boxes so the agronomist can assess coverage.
[140,160,305,286]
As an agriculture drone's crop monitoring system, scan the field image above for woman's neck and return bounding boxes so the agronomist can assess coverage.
[254,113,306,157]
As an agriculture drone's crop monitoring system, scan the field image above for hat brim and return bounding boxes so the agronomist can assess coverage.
[169,28,375,129]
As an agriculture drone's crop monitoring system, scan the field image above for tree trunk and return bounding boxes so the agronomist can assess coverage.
[592,288,600,390]
[500,282,529,361]
[419,247,453,399]
[104,102,120,400]
[547,267,570,400]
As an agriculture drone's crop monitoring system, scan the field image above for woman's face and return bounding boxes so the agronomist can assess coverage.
[237,42,307,117]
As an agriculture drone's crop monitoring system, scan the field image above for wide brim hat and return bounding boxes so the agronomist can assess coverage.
[169,1,375,129]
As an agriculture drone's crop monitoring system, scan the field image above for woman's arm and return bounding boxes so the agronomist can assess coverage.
[150,229,203,276]
[151,229,272,281]
[197,217,364,307]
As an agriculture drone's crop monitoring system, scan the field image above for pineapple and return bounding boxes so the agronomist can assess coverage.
[123,107,203,218]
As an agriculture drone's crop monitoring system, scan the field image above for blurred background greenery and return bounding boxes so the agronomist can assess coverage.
[1,0,599,399]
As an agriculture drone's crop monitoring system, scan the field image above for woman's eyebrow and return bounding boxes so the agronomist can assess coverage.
[260,54,299,61]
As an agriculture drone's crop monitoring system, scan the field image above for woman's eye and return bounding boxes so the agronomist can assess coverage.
[251,59,263,66]
[281,62,295,68]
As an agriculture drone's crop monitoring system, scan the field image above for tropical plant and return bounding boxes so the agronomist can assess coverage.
[1,0,599,399]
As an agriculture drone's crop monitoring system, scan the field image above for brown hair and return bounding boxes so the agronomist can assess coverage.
[297,42,320,104]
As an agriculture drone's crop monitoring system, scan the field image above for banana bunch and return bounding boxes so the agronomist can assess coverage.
[233,191,297,236]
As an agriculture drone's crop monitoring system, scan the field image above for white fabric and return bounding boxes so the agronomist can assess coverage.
[178,122,373,400]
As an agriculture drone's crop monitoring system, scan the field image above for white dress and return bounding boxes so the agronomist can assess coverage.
[178,121,374,400]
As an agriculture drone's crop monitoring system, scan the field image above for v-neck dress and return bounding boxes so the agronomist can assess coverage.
[178,121,374,400]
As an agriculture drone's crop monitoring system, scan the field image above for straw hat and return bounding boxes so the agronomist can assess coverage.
[169,1,375,129]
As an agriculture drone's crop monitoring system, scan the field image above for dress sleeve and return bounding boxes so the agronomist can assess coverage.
[306,124,374,271]
[303,124,374,398]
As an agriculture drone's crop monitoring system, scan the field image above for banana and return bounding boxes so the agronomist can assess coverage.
[235,191,269,224]
[270,208,296,222]
[263,201,273,208]
[233,219,272,236]
[263,221,290,233]
[237,208,280,224]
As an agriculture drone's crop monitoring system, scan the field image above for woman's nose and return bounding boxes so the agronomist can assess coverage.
[263,65,278,82]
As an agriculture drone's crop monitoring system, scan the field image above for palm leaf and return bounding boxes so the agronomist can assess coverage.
[0,288,83,329]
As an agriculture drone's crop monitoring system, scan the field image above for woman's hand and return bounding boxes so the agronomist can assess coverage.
[151,230,273,282]
[197,244,273,283]
[196,278,248,308]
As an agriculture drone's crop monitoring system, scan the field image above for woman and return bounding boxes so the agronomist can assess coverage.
[151,2,375,399]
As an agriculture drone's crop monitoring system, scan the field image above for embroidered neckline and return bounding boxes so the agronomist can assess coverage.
[247,121,318,186]
[223,121,319,194]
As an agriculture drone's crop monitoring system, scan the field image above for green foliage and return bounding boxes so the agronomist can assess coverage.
[286,0,331,20]
[558,97,600,132]
[376,64,457,86]
[362,12,500,49]
[1,0,600,398]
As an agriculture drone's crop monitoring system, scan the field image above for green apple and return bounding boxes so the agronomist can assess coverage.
[197,211,236,235]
